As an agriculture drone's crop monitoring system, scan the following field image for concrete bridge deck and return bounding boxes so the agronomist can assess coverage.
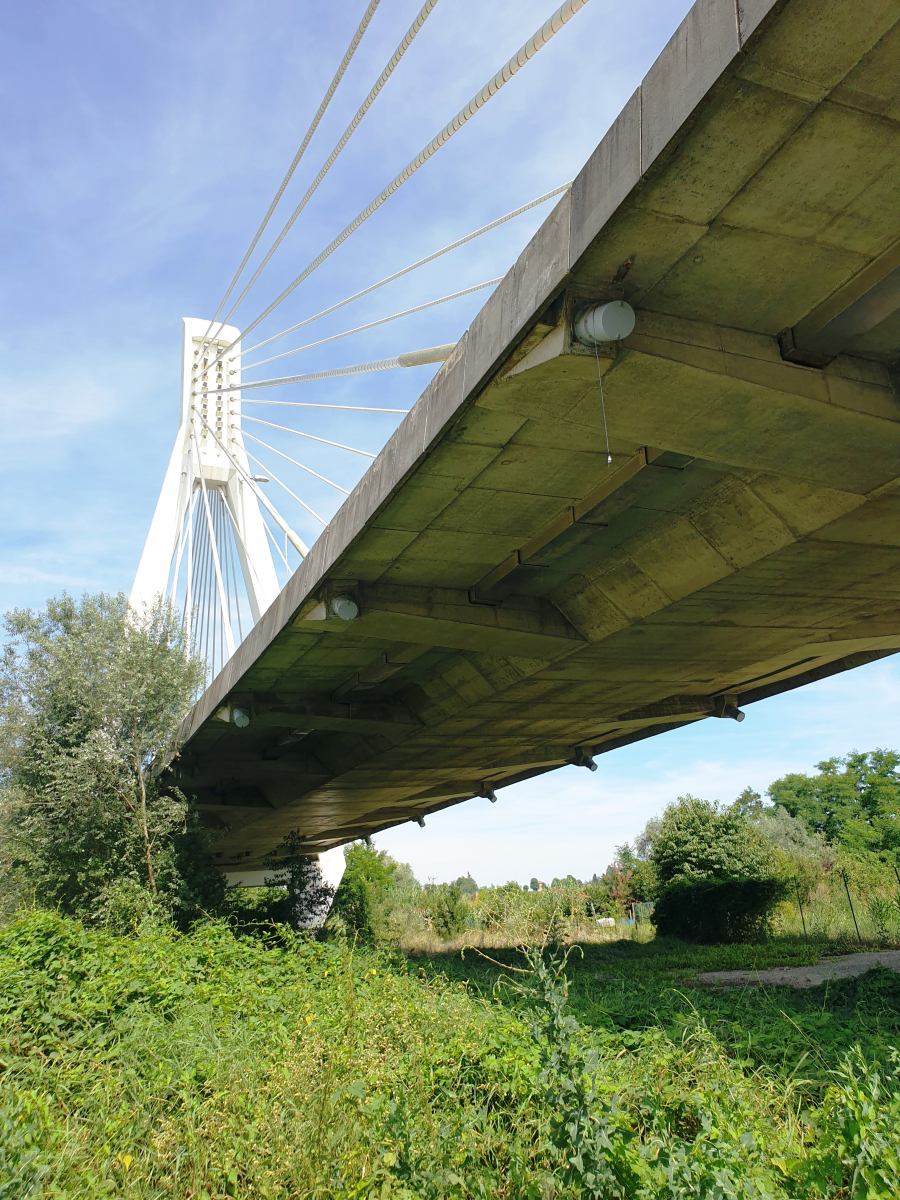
[169,0,900,870]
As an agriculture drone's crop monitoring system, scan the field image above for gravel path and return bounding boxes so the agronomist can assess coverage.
[698,950,900,989]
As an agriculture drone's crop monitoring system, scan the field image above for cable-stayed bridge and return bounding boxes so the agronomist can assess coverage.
[133,0,900,873]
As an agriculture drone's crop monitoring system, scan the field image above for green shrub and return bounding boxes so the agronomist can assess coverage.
[650,796,786,943]
[423,882,468,939]
[0,1088,47,1200]
[653,877,789,943]
[769,749,900,858]
[330,841,397,942]
[0,592,218,928]
[1,910,898,1197]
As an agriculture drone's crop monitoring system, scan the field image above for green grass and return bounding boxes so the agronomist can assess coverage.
[2,912,899,1198]
[414,935,900,1101]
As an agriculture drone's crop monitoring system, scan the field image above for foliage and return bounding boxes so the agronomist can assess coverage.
[652,877,789,943]
[261,830,334,930]
[421,939,900,1106]
[0,592,221,928]
[330,841,398,942]
[754,804,830,902]
[505,945,632,1197]
[769,750,900,859]
[423,882,469,939]
[647,796,786,943]
[0,1087,47,1200]
[651,795,778,886]
[793,1048,900,1196]
[4,911,898,1197]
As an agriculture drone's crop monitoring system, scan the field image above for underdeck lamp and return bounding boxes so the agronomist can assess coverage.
[573,300,635,346]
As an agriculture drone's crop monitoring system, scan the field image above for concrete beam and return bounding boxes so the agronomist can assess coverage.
[300,583,586,658]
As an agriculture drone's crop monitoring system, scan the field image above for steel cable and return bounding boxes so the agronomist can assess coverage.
[217,0,441,331]
[201,0,590,375]
[242,277,501,372]
[238,184,568,359]
[195,0,382,353]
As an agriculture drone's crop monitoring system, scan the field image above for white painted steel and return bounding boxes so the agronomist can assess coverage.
[198,0,383,351]
[218,0,441,331]
[240,184,569,359]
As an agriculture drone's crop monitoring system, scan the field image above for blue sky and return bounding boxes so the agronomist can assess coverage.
[3,0,898,886]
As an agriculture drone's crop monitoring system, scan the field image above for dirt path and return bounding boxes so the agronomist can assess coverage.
[698,950,900,989]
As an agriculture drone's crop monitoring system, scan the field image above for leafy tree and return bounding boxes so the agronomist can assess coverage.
[330,842,397,942]
[631,817,661,862]
[732,786,765,818]
[424,882,469,938]
[650,795,785,942]
[611,845,656,903]
[651,795,777,885]
[753,804,829,902]
[0,592,220,926]
[454,873,478,896]
[754,804,827,857]
[262,831,334,930]
[768,751,900,859]
[391,860,421,891]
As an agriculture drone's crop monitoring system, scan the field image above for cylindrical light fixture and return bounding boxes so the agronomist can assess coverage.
[573,300,635,346]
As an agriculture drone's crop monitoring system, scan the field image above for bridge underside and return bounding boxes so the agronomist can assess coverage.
[169,0,900,871]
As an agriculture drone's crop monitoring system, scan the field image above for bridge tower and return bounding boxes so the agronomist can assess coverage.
[131,319,302,680]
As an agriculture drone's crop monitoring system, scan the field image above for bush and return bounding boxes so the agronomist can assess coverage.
[650,796,786,943]
[423,882,468,939]
[330,842,397,942]
[653,877,789,943]
[0,592,218,927]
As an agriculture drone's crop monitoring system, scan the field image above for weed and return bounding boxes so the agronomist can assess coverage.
[1,912,898,1196]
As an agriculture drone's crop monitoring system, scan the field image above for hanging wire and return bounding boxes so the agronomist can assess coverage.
[593,341,612,466]
[200,0,591,375]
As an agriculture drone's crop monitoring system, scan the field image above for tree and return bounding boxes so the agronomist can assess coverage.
[768,751,900,859]
[262,831,334,930]
[651,795,776,885]
[424,882,469,938]
[753,804,829,903]
[0,592,219,925]
[454,873,478,896]
[650,795,785,942]
[330,842,398,942]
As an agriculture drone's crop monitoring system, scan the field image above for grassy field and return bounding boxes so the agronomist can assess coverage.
[1,911,899,1198]
[414,934,900,1104]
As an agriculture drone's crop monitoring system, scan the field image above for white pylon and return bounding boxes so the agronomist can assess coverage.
[131,319,293,676]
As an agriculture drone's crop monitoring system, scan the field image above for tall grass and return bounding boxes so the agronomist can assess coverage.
[2,911,899,1197]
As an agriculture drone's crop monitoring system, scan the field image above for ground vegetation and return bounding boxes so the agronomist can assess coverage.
[2,911,898,1198]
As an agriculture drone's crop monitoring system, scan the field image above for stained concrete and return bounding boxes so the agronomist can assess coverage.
[169,0,900,870]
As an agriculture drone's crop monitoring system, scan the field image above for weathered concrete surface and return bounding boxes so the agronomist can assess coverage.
[170,0,900,869]
[699,950,900,988]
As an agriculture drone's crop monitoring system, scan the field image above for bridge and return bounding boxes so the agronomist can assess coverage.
[137,0,900,871]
